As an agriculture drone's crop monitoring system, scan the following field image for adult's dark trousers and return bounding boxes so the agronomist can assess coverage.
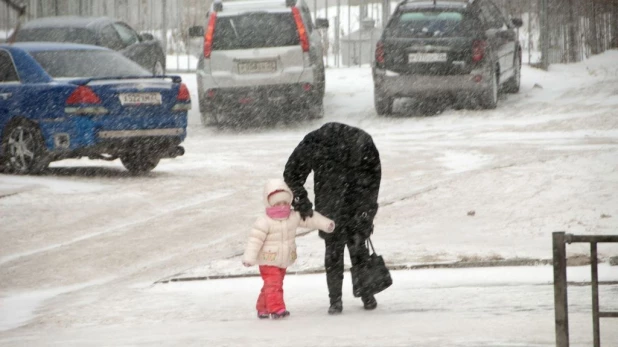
[324,229,370,304]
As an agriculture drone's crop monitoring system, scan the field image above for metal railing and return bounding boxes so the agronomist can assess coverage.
[552,232,618,347]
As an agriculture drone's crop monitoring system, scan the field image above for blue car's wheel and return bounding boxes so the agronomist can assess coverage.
[2,122,49,174]
[120,153,159,174]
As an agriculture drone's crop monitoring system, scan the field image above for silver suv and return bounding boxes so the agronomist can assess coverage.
[189,0,329,126]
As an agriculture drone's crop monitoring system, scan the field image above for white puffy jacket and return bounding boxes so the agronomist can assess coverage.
[242,179,334,268]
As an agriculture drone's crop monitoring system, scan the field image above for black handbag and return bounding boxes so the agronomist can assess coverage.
[350,237,393,297]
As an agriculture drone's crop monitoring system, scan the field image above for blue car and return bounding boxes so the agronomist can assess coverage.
[0,42,190,174]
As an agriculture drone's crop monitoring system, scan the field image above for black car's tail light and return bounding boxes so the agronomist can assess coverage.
[472,40,487,63]
[375,41,385,67]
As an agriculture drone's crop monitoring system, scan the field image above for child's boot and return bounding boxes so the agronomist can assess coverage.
[257,312,270,319]
[270,309,290,319]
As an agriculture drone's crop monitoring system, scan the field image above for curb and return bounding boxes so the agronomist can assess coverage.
[155,258,557,284]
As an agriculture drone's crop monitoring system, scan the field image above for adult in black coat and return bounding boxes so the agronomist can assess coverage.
[283,122,381,314]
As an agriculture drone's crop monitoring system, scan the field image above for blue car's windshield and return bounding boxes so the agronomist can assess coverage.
[30,50,149,78]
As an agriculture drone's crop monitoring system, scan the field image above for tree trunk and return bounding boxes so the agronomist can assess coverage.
[613,0,618,48]
[567,0,579,62]
[590,0,599,54]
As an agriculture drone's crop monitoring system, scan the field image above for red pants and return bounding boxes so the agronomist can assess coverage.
[256,265,287,313]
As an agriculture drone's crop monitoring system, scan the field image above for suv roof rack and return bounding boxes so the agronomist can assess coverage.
[401,0,474,4]
[213,0,297,11]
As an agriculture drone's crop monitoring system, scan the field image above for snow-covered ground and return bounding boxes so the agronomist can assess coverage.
[0,50,617,345]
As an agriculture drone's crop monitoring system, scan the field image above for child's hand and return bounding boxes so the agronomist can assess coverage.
[242,261,253,267]
[327,222,335,233]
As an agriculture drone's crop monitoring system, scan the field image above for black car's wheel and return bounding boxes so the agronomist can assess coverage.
[1,121,49,174]
[480,68,499,110]
[120,153,160,174]
[374,90,393,116]
[503,54,521,94]
[153,61,165,75]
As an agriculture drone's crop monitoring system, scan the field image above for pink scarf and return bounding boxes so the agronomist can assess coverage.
[266,205,291,219]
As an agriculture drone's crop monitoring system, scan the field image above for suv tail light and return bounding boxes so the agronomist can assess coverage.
[291,7,309,52]
[375,41,385,66]
[204,13,218,58]
[65,86,108,115]
[472,40,487,63]
[173,83,192,111]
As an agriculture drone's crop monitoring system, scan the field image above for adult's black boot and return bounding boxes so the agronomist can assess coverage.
[328,300,343,315]
[362,294,377,310]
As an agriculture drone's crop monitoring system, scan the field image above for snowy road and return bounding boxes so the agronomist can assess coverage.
[1,266,617,346]
[1,51,617,344]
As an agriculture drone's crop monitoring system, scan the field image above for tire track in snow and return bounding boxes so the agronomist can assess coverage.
[0,190,234,266]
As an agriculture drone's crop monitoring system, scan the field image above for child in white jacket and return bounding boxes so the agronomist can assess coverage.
[242,179,335,319]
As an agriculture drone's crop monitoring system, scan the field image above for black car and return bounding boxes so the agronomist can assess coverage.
[13,16,166,75]
[373,0,523,114]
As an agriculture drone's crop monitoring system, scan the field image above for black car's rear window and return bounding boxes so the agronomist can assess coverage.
[15,28,97,45]
[212,12,300,50]
[30,50,149,78]
[386,10,478,38]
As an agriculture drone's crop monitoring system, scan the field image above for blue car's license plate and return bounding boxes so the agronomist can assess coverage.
[119,93,162,106]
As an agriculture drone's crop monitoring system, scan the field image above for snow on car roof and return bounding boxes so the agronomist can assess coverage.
[1,42,109,52]
[20,16,113,29]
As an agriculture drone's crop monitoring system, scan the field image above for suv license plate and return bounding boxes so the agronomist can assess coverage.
[238,61,277,74]
[119,93,162,106]
[408,53,448,63]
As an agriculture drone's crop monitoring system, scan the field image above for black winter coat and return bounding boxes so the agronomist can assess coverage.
[283,122,381,238]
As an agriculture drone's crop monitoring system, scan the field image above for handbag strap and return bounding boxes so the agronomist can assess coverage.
[366,237,377,254]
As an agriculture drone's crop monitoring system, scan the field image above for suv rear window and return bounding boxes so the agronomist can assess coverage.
[212,12,300,50]
[15,28,97,45]
[386,10,477,38]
